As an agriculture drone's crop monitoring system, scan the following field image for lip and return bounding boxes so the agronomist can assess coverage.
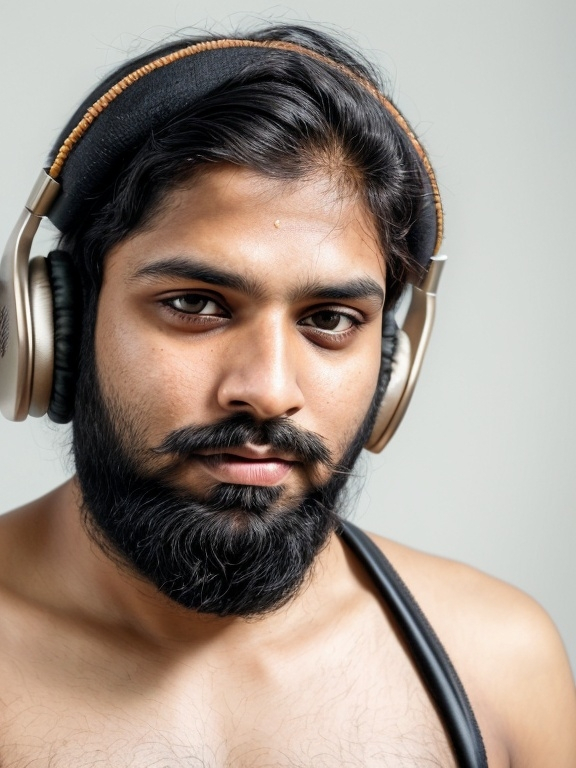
[194,445,296,462]
[194,452,295,486]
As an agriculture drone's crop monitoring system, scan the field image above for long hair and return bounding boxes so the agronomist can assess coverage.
[61,24,427,316]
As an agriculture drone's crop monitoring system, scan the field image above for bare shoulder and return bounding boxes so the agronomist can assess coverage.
[368,532,576,767]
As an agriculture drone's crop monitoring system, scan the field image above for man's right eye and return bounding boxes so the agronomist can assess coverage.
[164,294,225,315]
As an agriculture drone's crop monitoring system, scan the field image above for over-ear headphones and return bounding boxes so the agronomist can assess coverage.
[0,37,445,451]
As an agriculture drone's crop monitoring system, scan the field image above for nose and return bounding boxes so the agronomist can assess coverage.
[216,319,305,421]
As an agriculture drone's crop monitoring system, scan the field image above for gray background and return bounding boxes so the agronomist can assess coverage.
[1,0,574,671]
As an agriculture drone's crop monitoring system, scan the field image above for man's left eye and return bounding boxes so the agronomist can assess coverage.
[300,310,356,333]
[168,295,223,315]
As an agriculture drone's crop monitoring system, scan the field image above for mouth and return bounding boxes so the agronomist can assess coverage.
[193,450,296,486]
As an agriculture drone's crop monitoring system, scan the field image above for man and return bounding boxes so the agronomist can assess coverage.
[0,23,574,768]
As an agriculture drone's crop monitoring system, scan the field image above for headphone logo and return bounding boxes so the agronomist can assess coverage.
[0,306,8,358]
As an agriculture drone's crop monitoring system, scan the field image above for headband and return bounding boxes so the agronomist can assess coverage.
[45,38,443,265]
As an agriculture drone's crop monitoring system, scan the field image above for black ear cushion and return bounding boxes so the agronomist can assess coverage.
[46,251,82,424]
[379,309,399,399]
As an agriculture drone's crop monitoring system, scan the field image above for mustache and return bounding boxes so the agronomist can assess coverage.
[153,413,332,467]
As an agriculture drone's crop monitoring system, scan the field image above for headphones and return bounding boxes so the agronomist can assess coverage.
[0,38,445,452]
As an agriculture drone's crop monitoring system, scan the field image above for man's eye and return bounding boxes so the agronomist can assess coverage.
[301,310,356,333]
[167,295,223,315]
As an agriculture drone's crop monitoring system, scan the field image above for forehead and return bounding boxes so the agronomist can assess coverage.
[105,164,386,296]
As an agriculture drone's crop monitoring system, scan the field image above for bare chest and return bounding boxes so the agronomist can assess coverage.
[0,622,456,768]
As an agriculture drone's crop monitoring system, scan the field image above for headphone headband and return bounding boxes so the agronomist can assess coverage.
[46,38,442,263]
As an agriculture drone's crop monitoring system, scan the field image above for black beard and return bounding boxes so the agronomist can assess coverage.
[72,352,381,618]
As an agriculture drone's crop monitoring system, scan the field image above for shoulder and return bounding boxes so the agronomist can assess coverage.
[0,495,49,585]
[368,532,576,767]
[0,483,75,598]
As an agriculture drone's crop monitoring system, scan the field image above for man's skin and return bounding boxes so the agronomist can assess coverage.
[0,166,574,767]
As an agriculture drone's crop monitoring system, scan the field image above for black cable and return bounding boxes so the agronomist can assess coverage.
[338,521,488,768]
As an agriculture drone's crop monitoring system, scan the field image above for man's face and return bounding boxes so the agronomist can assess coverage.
[74,164,386,616]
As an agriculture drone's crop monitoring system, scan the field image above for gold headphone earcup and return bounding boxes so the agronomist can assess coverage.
[0,172,60,421]
[0,213,37,421]
[28,257,54,417]
[365,256,446,452]
[365,329,411,453]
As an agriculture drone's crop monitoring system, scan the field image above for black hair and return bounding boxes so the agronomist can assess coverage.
[61,23,429,314]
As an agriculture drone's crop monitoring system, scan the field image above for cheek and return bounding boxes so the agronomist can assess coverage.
[94,308,217,442]
[304,340,382,450]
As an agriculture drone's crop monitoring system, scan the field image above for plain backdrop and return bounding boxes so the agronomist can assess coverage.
[0,0,574,672]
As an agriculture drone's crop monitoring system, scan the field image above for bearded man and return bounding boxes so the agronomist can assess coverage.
[0,23,574,768]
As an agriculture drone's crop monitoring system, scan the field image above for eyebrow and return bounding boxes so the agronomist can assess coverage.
[289,277,384,307]
[131,257,263,297]
[131,256,385,308]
